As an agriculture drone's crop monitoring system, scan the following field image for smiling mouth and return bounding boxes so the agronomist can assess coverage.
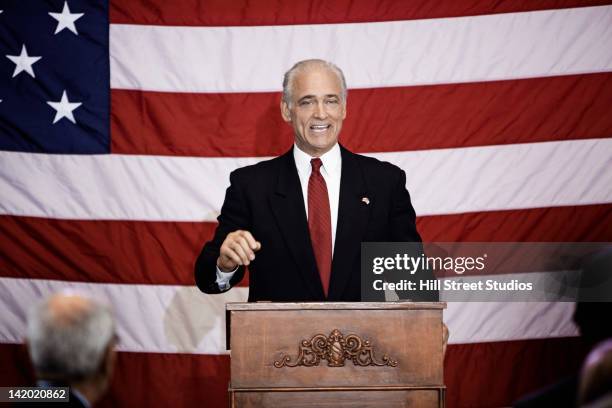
[310,124,331,133]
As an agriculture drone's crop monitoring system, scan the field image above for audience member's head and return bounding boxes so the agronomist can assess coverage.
[27,292,117,406]
[579,339,612,407]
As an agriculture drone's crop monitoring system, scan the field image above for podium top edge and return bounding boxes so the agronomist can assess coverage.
[226,301,446,311]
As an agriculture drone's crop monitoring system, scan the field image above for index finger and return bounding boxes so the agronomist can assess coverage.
[239,230,260,251]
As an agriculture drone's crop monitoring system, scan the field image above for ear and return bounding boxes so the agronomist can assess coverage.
[24,340,34,368]
[93,343,116,396]
[280,100,292,123]
[101,343,117,379]
[341,101,347,120]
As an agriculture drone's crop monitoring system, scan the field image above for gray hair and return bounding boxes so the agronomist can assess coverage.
[282,59,347,106]
[27,293,116,382]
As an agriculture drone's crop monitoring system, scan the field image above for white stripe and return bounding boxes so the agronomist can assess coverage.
[440,271,580,343]
[0,277,247,355]
[0,277,577,354]
[1,139,610,220]
[445,301,578,344]
[375,139,612,216]
[110,6,612,92]
[0,153,257,221]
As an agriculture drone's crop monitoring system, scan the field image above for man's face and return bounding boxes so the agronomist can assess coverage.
[281,66,346,157]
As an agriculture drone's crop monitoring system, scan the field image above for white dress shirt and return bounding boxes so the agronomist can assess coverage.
[215,143,342,290]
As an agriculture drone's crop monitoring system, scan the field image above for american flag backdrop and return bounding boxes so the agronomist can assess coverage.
[1,0,612,407]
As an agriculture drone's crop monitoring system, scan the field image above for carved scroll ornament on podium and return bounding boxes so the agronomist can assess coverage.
[274,329,398,368]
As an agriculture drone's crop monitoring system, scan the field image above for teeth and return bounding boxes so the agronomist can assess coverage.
[310,125,329,130]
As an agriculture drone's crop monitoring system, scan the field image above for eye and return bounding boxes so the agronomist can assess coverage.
[299,100,313,106]
[325,99,339,105]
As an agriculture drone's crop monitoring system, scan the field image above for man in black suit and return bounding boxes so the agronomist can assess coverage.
[25,293,117,407]
[195,59,432,302]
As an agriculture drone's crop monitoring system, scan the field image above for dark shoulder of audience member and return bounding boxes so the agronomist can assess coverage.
[573,249,612,349]
[514,249,612,408]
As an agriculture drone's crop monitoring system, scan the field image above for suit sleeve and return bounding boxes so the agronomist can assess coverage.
[389,167,421,243]
[388,168,439,301]
[194,170,250,294]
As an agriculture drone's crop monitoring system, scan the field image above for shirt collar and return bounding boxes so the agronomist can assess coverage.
[293,143,341,176]
[71,388,91,408]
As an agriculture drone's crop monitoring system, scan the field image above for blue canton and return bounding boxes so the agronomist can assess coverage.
[0,0,109,154]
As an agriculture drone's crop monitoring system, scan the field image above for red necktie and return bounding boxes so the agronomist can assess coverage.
[308,158,332,297]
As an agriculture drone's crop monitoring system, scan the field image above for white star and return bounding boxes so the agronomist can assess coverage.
[6,45,42,78]
[49,1,84,35]
[47,90,82,124]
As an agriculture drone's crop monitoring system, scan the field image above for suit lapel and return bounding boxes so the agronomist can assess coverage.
[269,149,325,299]
[328,146,371,300]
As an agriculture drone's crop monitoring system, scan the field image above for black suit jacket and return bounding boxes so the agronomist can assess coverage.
[195,145,431,301]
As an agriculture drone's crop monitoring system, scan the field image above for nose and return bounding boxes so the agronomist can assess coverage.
[314,101,328,119]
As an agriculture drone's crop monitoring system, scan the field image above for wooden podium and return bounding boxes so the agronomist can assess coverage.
[226,302,446,407]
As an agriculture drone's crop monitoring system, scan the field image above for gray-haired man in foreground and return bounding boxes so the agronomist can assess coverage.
[26,293,117,408]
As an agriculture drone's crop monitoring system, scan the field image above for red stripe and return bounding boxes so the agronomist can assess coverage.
[0,216,211,285]
[0,337,586,407]
[111,73,612,157]
[0,215,243,287]
[1,204,610,284]
[419,203,612,278]
[103,352,230,408]
[109,0,612,26]
[0,344,230,408]
[444,337,587,407]
[418,204,612,242]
